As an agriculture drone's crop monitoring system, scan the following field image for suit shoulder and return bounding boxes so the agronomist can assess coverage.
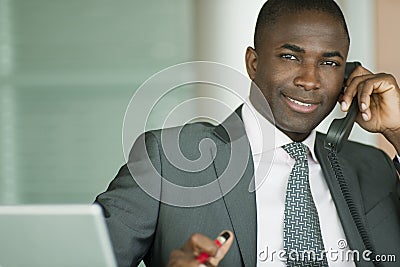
[145,121,218,142]
[130,122,218,159]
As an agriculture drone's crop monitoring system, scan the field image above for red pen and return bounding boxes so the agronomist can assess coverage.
[196,232,231,264]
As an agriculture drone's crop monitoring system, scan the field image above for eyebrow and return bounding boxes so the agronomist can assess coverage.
[281,44,305,53]
[280,43,344,60]
[322,51,344,60]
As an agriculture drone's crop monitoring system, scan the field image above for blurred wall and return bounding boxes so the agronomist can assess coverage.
[0,0,194,204]
[376,0,400,158]
[0,0,397,204]
[193,0,266,122]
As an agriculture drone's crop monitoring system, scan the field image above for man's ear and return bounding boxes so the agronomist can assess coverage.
[245,46,258,80]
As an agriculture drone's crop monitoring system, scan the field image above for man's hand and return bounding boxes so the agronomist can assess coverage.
[340,65,400,154]
[167,231,234,267]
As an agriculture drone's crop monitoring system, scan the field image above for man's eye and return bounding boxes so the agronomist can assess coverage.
[281,54,297,60]
[322,61,340,67]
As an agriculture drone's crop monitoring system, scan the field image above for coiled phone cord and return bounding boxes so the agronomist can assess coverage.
[327,150,383,267]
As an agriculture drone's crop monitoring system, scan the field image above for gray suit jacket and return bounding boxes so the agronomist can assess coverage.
[96,107,400,267]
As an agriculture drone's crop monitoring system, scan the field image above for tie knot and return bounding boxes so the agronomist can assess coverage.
[282,142,307,162]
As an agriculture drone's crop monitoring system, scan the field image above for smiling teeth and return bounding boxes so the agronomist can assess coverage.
[288,97,312,107]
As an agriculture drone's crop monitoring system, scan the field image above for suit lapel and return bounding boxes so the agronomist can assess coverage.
[314,133,374,267]
[212,106,257,267]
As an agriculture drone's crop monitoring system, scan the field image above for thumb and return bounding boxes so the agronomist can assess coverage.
[207,230,234,266]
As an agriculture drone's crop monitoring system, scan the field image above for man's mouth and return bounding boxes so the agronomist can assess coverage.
[284,95,319,113]
[287,96,312,107]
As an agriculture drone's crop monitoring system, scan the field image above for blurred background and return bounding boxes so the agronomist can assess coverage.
[0,0,398,205]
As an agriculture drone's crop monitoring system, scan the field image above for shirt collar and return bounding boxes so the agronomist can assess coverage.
[241,99,319,163]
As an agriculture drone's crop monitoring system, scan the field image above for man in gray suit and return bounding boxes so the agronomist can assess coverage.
[96,0,400,266]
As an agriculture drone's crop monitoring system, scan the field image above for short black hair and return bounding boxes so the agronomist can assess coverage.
[254,0,350,50]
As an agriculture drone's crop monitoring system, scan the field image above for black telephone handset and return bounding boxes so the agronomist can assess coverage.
[324,61,361,153]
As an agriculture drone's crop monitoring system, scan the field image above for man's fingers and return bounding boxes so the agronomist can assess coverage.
[168,233,218,267]
[208,231,234,266]
[357,81,373,121]
[340,65,373,112]
[345,65,373,87]
[183,233,218,257]
[168,231,234,267]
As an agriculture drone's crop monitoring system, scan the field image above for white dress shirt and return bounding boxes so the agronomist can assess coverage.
[241,101,356,267]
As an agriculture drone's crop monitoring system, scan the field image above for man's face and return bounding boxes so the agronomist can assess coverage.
[246,10,349,141]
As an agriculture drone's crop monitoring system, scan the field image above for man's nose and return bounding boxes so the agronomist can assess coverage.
[293,64,321,90]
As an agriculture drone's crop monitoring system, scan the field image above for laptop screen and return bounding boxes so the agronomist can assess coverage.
[0,204,117,267]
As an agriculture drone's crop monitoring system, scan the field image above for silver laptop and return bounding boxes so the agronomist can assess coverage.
[0,204,117,267]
